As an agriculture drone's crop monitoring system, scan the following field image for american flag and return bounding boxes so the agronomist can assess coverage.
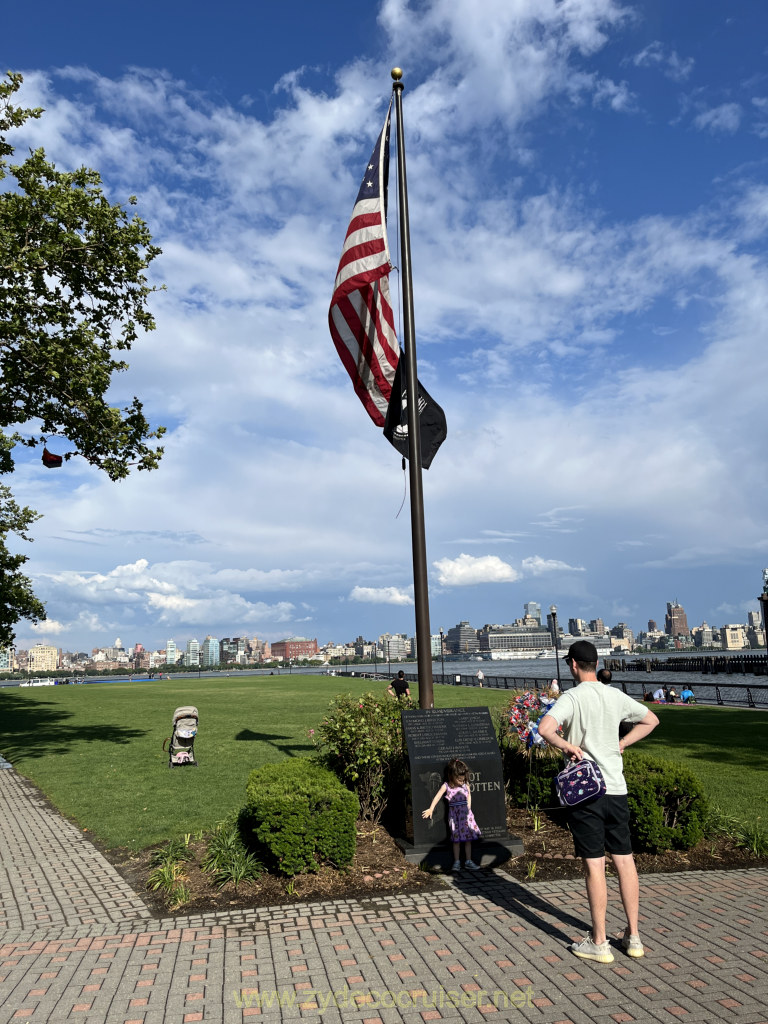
[329,105,399,427]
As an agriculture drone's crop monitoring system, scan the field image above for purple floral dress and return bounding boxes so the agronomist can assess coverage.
[445,783,482,841]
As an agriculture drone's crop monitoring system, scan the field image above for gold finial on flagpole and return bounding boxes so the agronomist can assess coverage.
[391,67,403,81]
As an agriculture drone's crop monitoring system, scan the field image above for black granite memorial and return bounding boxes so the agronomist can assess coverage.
[398,707,522,868]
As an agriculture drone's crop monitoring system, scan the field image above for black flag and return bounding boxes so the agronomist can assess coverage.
[383,350,447,469]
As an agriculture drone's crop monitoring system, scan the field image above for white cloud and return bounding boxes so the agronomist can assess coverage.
[433,554,520,587]
[349,586,414,606]
[5,2,768,650]
[521,556,585,575]
[592,78,635,112]
[693,102,742,134]
[34,559,298,637]
[633,41,694,82]
[30,619,66,635]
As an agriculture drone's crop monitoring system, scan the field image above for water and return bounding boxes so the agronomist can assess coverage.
[427,656,768,708]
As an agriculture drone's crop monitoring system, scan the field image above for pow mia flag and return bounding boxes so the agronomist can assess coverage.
[383,349,447,469]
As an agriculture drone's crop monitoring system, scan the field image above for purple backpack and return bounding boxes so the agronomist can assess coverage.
[556,759,606,807]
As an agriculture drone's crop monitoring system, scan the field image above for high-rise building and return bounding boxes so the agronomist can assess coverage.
[611,623,635,648]
[220,637,247,664]
[692,622,713,647]
[185,639,200,666]
[569,618,588,636]
[721,624,747,650]
[524,602,541,624]
[28,644,59,672]
[165,639,178,665]
[665,602,690,637]
[589,618,605,634]
[202,636,219,667]
[648,619,657,632]
[445,621,478,654]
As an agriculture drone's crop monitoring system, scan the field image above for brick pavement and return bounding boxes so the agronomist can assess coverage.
[1,769,768,1023]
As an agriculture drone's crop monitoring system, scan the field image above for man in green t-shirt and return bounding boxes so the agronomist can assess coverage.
[539,640,659,964]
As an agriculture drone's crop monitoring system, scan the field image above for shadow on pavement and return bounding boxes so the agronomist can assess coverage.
[451,870,587,945]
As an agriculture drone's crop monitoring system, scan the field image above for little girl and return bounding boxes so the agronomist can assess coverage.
[422,758,482,872]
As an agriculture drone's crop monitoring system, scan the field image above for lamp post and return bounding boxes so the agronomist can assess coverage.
[439,627,445,683]
[549,605,562,690]
[759,569,768,666]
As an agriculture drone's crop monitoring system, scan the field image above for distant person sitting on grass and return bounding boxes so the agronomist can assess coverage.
[681,686,695,704]
[387,670,410,699]
[652,687,665,702]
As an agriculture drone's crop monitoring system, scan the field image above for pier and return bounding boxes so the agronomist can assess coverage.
[604,654,768,676]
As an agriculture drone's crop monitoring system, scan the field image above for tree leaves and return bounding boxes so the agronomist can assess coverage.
[0,72,165,648]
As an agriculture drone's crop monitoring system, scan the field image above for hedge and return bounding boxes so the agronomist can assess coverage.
[239,760,358,876]
[504,746,708,853]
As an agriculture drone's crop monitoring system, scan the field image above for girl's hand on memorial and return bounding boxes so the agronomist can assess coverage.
[422,808,433,819]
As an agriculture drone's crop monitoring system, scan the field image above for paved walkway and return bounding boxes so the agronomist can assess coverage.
[1,769,767,1024]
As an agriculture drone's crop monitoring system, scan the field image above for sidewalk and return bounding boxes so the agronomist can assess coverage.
[1,768,767,1023]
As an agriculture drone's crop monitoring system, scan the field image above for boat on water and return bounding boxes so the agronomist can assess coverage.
[489,649,555,660]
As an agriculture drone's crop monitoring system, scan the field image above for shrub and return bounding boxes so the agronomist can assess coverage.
[623,752,708,852]
[201,816,263,889]
[313,692,410,823]
[240,760,358,876]
[148,835,194,867]
[146,852,192,910]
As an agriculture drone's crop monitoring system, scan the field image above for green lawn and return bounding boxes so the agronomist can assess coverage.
[637,704,768,822]
[0,679,764,850]
[0,676,510,850]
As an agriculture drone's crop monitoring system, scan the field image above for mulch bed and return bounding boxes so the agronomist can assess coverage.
[104,807,768,916]
[502,806,768,883]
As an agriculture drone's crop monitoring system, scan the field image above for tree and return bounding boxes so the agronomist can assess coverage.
[0,72,165,648]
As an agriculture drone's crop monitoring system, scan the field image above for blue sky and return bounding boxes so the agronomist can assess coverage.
[4,0,768,653]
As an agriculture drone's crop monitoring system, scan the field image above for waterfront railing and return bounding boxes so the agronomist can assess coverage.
[338,671,768,709]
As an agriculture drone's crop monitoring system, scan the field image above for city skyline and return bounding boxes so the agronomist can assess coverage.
[12,595,766,662]
[3,1,768,654]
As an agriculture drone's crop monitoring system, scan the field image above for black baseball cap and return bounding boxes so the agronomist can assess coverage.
[563,640,598,663]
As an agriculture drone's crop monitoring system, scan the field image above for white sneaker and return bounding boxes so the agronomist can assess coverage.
[570,934,614,964]
[465,859,480,870]
[621,930,644,958]
[451,860,461,872]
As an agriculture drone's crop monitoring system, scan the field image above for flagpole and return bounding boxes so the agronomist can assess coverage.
[391,67,434,710]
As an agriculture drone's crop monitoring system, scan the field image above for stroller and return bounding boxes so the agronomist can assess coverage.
[163,706,199,767]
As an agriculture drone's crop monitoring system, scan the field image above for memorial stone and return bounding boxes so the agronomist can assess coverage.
[399,707,522,866]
